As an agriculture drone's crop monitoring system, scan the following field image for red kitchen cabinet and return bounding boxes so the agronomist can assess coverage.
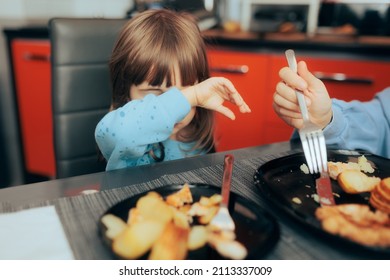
[263,53,390,144]
[207,49,270,151]
[11,39,55,178]
[8,36,390,177]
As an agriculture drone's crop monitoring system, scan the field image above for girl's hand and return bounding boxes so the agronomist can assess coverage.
[182,77,251,120]
[273,61,333,129]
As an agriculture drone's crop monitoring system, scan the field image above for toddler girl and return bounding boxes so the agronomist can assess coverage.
[95,9,250,171]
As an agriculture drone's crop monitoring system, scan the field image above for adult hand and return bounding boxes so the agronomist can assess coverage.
[273,61,332,129]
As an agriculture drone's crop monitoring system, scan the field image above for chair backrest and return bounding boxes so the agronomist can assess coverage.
[49,18,128,179]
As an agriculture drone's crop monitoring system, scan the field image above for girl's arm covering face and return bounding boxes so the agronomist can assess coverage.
[130,81,171,100]
[95,88,190,170]
[181,77,251,120]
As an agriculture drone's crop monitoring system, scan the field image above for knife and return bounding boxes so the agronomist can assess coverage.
[316,171,335,206]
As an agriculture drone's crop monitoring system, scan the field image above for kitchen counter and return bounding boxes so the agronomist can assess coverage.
[4,25,390,59]
[3,26,49,43]
[203,29,390,59]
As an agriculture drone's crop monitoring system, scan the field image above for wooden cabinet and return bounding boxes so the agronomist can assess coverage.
[263,53,390,143]
[208,49,270,151]
[11,39,55,178]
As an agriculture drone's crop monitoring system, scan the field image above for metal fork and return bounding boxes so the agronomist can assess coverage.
[210,154,235,232]
[285,49,328,174]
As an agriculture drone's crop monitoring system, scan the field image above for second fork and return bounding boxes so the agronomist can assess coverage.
[210,154,235,232]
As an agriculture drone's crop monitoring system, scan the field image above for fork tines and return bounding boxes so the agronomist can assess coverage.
[211,207,235,232]
[300,129,328,174]
[285,49,328,176]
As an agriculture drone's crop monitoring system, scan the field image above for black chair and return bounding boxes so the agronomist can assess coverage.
[49,18,128,179]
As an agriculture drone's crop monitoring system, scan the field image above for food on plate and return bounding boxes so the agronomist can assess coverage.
[208,230,247,260]
[197,205,219,225]
[101,214,127,239]
[328,155,374,180]
[188,225,208,250]
[287,153,390,249]
[112,220,166,259]
[311,157,390,247]
[337,169,380,194]
[101,184,247,259]
[149,222,189,260]
[199,194,222,206]
[166,183,193,207]
[171,207,191,229]
[135,191,173,223]
[300,155,375,180]
[358,155,375,173]
[127,207,142,225]
[369,177,390,214]
[328,161,358,180]
[292,197,302,204]
[300,163,309,175]
[315,204,390,247]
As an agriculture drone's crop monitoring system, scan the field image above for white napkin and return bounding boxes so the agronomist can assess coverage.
[0,205,74,260]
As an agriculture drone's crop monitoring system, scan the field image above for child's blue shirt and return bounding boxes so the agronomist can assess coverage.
[95,88,204,171]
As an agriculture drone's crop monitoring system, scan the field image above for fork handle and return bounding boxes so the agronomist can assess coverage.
[295,91,310,122]
[285,49,310,122]
[221,154,234,207]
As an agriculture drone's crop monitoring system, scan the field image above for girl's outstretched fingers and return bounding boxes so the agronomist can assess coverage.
[215,106,236,120]
[222,81,251,113]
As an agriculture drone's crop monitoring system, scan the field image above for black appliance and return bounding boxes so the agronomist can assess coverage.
[127,0,219,30]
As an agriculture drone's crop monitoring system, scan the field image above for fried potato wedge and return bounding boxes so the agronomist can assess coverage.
[188,202,209,217]
[127,207,143,225]
[101,214,127,239]
[198,206,219,225]
[199,194,222,207]
[188,225,207,250]
[171,207,191,229]
[166,183,193,207]
[112,220,165,259]
[208,230,247,260]
[149,222,189,260]
[136,192,173,224]
[214,239,248,260]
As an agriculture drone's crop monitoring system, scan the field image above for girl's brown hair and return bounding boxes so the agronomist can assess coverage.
[109,9,214,152]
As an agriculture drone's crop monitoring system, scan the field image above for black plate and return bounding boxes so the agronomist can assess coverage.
[98,183,280,260]
[254,150,390,256]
